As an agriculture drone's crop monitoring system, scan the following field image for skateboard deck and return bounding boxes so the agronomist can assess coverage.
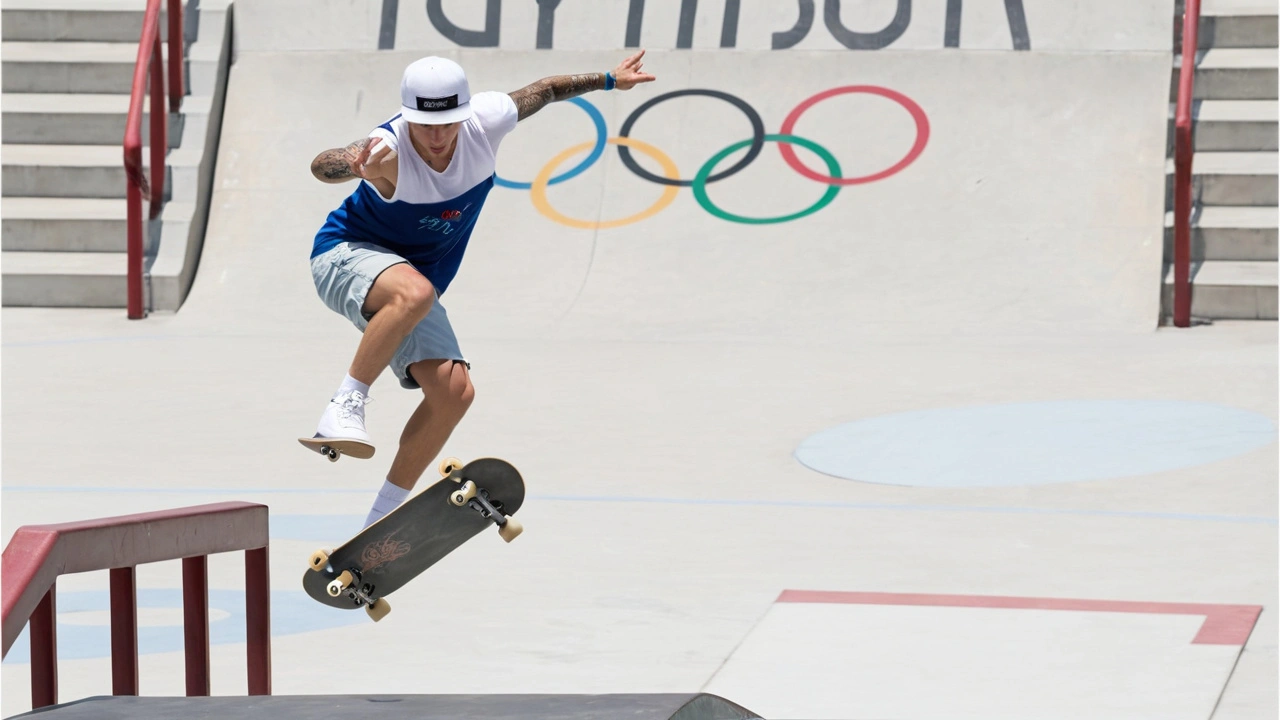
[302,456,525,621]
[298,435,375,461]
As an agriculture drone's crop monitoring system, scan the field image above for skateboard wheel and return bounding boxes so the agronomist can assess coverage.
[450,481,477,507]
[323,446,339,462]
[327,570,354,597]
[365,598,391,622]
[439,456,463,477]
[308,548,331,571]
[498,517,523,543]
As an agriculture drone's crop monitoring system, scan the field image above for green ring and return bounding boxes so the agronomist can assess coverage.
[692,134,842,224]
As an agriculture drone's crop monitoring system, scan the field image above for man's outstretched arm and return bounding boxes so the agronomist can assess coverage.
[311,138,374,183]
[310,136,397,198]
[509,49,656,122]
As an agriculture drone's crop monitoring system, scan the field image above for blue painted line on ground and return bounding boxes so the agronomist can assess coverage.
[3,486,1274,525]
[2,335,175,348]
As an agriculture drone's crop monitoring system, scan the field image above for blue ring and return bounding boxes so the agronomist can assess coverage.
[495,97,607,190]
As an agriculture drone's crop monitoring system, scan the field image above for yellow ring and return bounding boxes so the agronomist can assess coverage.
[530,137,680,230]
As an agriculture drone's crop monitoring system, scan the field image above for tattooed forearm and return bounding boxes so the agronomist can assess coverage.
[509,73,607,121]
[311,138,371,183]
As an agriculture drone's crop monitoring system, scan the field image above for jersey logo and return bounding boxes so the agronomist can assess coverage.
[418,203,471,234]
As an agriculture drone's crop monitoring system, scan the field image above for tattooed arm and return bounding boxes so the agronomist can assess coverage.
[508,50,657,122]
[310,136,398,198]
[509,73,607,122]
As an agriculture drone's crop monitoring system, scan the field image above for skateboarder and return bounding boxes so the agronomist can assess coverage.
[304,51,656,528]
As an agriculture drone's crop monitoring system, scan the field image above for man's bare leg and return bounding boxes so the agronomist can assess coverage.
[363,360,474,528]
[306,263,439,456]
[350,263,437,385]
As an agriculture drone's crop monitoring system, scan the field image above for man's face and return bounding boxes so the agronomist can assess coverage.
[408,121,461,157]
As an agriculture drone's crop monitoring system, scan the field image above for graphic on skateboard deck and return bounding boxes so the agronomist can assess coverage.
[303,456,525,621]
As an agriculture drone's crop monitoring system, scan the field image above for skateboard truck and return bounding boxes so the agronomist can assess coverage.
[442,458,524,542]
[319,564,391,621]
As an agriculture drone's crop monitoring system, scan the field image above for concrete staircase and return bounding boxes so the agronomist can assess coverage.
[1165,0,1278,321]
[1,0,232,312]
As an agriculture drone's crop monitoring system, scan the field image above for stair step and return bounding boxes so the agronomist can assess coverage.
[1,39,217,94]
[1167,152,1279,206]
[1174,100,1279,151]
[1,0,176,44]
[0,197,195,254]
[2,143,202,199]
[1,93,209,146]
[1173,49,1279,100]
[1178,0,1279,49]
[1162,260,1278,319]
[1165,205,1279,260]
[1,250,129,308]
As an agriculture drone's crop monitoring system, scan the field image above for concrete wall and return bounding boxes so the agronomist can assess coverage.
[234,0,1174,53]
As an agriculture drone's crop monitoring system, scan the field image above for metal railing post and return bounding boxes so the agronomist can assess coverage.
[109,567,139,695]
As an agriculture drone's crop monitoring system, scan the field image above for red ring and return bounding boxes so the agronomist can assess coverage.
[778,86,930,186]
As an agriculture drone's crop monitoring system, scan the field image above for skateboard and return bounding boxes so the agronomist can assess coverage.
[303,456,525,621]
[298,435,375,462]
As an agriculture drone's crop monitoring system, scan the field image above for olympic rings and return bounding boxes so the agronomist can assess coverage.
[778,86,930,186]
[693,135,842,225]
[616,89,765,188]
[530,137,681,230]
[494,97,607,189]
[497,85,929,229]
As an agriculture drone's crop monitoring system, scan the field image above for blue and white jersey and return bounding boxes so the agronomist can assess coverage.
[312,91,519,296]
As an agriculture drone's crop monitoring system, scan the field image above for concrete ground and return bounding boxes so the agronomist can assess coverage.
[2,9,1276,720]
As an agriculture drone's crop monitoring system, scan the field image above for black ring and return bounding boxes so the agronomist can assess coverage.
[616,89,766,187]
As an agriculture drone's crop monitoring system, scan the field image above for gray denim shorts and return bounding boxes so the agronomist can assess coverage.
[310,241,466,390]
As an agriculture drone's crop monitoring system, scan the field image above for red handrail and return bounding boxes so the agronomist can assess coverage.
[1172,0,1201,327]
[2,502,271,710]
[124,0,185,320]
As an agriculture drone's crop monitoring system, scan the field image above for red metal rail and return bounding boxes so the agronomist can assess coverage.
[1172,0,1201,327]
[124,0,185,320]
[2,502,271,711]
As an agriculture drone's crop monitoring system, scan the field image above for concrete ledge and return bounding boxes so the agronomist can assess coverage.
[1,2,176,44]
[1,93,209,146]
[1168,100,1279,151]
[3,197,133,252]
[1162,260,1279,319]
[0,38,222,94]
[0,250,128,308]
[0,143,201,199]
[1172,49,1279,100]
[1164,206,1279,261]
[1181,2,1278,50]
[1165,152,1279,206]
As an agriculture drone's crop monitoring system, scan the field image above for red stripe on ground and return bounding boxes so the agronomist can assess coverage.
[777,591,1262,645]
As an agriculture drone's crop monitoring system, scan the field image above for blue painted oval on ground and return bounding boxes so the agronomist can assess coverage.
[795,400,1276,487]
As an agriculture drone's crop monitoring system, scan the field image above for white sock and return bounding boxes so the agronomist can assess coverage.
[337,373,371,398]
[363,479,410,528]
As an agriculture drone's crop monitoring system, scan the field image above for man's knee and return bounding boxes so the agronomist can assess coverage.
[414,361,474,414]
[366,264,435,318]
[396,280,435,316]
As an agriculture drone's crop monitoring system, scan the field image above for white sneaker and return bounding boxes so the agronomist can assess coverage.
[298,391,375,460]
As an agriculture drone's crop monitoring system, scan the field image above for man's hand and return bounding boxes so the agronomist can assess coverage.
[311,136,398,198]
[311,137,398,184]
[611,49,656,91]
[509,49,658,121]
[351,137,398,183]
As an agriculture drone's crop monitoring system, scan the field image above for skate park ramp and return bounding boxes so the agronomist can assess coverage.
[192,3,1178,339]
[2,2,1275,720]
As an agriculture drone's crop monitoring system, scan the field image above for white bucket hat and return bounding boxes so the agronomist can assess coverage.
[400,56,473,125]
